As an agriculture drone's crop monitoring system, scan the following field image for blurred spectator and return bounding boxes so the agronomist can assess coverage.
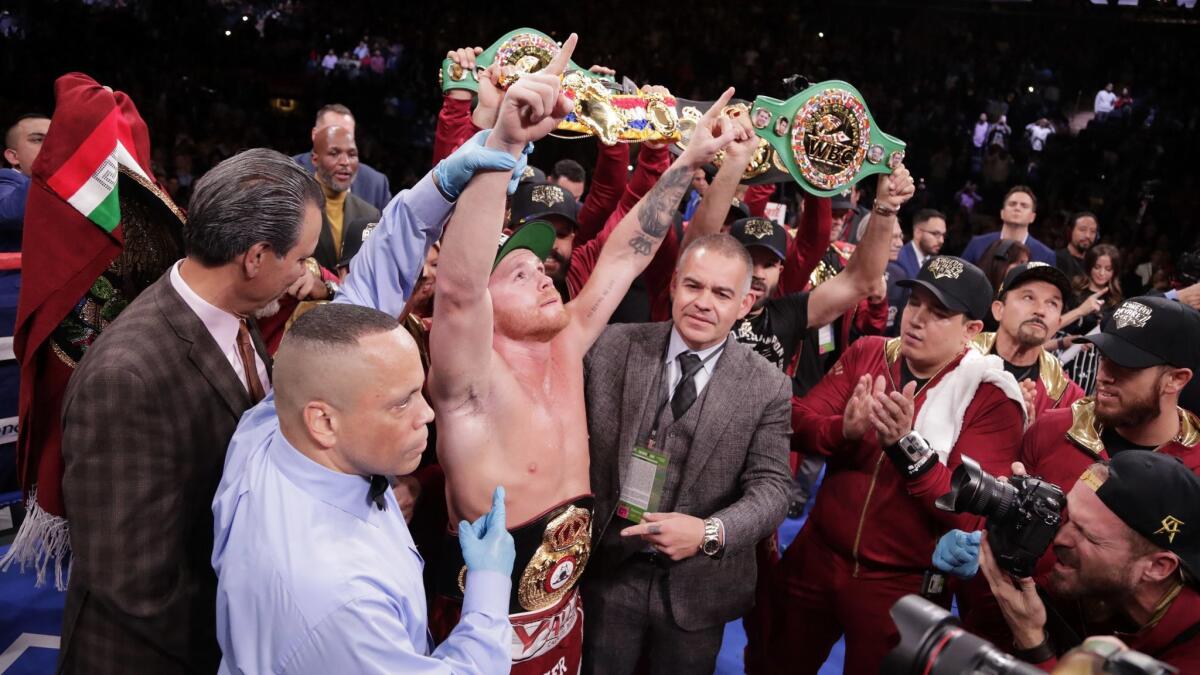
[1054,212,1098,281]
[1094,81,1117,119]
[549,158,586,200]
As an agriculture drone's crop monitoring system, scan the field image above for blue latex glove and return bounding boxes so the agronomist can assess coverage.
[434,129,533,200]
[932,529,982,579]
[459,486,516,576]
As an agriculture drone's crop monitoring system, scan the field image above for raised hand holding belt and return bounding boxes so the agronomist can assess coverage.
[439,27,612,94]
[439,27,681,146]
[750,80,906,196]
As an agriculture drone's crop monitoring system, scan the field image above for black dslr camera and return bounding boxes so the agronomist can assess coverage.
[883,595,1178,674]
[935,456,1064,578]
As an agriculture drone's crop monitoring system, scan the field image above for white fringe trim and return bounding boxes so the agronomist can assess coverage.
[0,490,72,591]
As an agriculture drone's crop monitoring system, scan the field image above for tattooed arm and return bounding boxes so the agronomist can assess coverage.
[565,88,743,350]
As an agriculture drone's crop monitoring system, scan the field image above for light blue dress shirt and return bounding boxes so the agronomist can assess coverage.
[212,172,513,674]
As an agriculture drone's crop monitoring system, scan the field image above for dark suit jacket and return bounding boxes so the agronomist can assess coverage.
[896,241,922,280]
[58,272,270,674]
[292,152,392,212]
[313,192,381,271]
[583,321,792,631]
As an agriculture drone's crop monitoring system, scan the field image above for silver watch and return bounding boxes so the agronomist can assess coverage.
[701,518,722,557]
[896,431,933,464]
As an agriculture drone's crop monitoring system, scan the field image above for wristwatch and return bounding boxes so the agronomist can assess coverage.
[884,430,938,479]
[323,279,339,299]
[701,518,723,557]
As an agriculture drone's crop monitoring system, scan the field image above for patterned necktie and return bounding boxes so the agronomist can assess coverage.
[671,352,703,421]
[236,320,266,404]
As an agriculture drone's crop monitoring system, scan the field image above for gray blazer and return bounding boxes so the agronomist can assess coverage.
[583,321,792,631]
[58,273,269,674]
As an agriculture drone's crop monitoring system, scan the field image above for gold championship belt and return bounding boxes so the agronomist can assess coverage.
[439,28,680,146]
[751,80,906,196]
[439,496,594,615]
[671,98,789,184]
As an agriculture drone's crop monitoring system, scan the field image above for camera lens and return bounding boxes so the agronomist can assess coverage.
[935,456,1018,522]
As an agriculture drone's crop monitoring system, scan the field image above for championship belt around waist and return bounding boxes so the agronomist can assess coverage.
[438,495,594,615]
[749,80,906,196]
[439,27,612,94]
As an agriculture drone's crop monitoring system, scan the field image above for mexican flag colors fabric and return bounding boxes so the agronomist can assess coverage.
[46,106,149,233]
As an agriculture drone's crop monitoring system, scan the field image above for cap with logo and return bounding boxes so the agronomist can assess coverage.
[730,217,787,261]
[998,262,1073,303]
[896,256,993,321]
[1083,451,1200,578]
[1079,296,1200,370]
[494,220,556,271]
[509,181,578,230]
[518,165,547,185]
[727,197,751,223]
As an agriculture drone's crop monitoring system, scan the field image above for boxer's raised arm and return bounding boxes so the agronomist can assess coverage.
[429,36,577,409]
[566,87,741,350]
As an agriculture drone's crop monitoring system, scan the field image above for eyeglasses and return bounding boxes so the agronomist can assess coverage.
[916,228,945,239]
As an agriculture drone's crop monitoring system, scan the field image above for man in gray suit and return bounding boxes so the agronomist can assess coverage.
[581,233,793,674]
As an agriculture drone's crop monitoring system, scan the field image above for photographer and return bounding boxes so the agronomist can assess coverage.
[977,452,1200,671]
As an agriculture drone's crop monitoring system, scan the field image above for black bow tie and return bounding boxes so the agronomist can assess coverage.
[368,475,390,511]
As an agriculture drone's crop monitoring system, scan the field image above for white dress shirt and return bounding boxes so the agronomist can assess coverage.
[663,326,727,404]
[169,260,270,395]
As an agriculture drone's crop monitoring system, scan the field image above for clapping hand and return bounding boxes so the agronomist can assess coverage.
[870,380,917,448]
[487,33,578,156]
[844,374,885,441]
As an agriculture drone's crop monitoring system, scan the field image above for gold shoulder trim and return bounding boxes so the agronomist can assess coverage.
[884,337,902,366]
[1177,408,1200,447]
[1038,348,1069,402]
[969,332,997,355]
[118,164,187,226]
[1066,397,1105,456]
[809,260,837,289]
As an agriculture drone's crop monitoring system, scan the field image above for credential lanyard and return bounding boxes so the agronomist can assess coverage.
[646,342,726,448]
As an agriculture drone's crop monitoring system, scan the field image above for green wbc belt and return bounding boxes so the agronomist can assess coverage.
[439,27,613,94]
[751,80,905,197]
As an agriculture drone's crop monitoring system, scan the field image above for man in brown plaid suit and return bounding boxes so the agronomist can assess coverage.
[56,149,326,673]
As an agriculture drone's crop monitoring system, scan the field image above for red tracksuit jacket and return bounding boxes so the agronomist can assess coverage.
[970,333,1085,416]
[793,336,1025,573]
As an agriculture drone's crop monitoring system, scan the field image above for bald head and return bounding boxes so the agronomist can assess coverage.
[311,125,358,193]
[275,303,433,477]
[275,304,409,413]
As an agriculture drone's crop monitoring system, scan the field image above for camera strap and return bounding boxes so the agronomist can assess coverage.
[1157,619,1200,658]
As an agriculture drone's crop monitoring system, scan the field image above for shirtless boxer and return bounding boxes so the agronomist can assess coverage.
[426,34,744,672]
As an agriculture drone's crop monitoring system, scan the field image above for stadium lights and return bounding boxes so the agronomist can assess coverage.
[224,30,231,36]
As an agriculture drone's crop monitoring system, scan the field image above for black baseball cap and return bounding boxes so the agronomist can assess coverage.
[1085,451,1200,578]
[730,217,787,261]
[897,256,993,321]
[494,220,555,271]
[727,198,751,223]
[509,181,578,230]
[518,165,547,185]
[1078,296,1200,370]
[998,262,1073,303]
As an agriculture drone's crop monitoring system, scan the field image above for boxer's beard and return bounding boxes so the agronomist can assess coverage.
[495,304,570,343]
